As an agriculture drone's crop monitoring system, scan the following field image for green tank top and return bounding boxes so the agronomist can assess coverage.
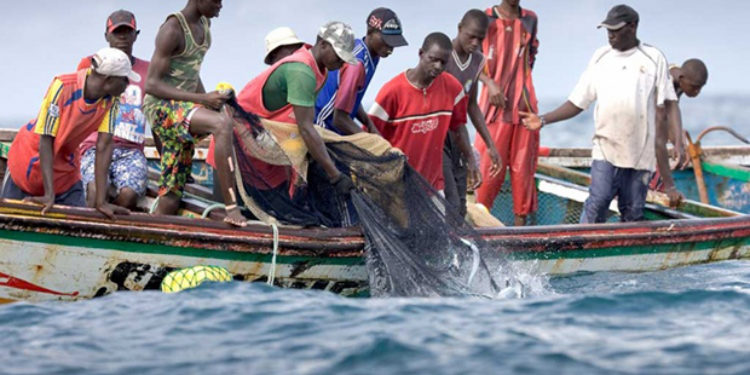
[165,12,210,92]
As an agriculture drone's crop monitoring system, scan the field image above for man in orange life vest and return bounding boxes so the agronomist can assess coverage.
[229,21,358,224]
[3,48,138,219]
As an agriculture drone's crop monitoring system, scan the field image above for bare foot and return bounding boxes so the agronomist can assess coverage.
[224,206,247,227]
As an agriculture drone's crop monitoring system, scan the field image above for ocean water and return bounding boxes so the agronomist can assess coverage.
[1,260,749,374]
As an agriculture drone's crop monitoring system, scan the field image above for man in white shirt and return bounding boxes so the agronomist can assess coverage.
[520,4,681,223]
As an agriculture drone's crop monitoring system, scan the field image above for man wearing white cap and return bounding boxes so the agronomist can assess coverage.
[263,27,304,65]
[230,21,359,225]
[520,4,682,223]
[3,47,138,219]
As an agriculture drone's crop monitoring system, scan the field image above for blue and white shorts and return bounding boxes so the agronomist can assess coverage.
[81,147,148,198]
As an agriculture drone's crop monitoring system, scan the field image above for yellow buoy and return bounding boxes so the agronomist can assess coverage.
[161,265,233,293]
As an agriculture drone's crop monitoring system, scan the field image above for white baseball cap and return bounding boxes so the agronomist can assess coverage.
[91,47,141,82]
[264,27,304,64]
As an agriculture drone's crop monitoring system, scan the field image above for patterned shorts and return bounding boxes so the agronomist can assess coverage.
[144,99,202,197]
[81,147,148,197]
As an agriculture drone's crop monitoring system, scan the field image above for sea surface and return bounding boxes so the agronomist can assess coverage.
[1,261,749,374]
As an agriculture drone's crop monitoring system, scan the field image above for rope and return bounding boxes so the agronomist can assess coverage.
[201,203,225,219]
[267,222,279,285]
[149,196,160,214]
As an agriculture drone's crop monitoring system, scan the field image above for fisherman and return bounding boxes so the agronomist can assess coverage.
[649,58,709,203]
[475,0,540,226]
[143,0,247,226]
[369,32,478,198]
[444,9,502,218]
[77,10,150,210]
[314,7,407,135]
[2,48,137,219]
[263,27,304,66]
[207,26,304,202]
[520,4,681,223]
[230,21,358,225]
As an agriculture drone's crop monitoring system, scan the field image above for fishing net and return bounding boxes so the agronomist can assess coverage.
[161,265,233,293]
[224,97,510,297]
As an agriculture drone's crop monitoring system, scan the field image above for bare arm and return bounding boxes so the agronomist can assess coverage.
[520,101,584,131]
[468,83,501,177]
[479,72,505,108]
[356,104,379,134]
[454,125,482,190]
[332,109,364,135]
[293,105,341,181]
[655,102,684,207]
[666,100,687,168]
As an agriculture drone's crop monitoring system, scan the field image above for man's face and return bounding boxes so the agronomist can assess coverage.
[457,21,487,54]
[679,75,704,98]
[369,32,394,59]
[321,42,345,71]
[104,76,129,97]
[607,23,635,51]
[198,0,222,18]
[106,26,138,54]
[418,44,450,81]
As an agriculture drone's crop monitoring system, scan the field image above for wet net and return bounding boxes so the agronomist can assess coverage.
[224,97,510,297]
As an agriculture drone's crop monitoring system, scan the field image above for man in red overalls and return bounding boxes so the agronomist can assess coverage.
[475,0,540,226]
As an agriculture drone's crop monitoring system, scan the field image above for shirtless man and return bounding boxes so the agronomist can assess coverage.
[143,0,246,226]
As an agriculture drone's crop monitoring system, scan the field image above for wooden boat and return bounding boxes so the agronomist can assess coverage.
[0,131,748,302]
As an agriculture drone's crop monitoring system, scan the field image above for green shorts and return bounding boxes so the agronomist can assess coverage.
[144,98,203,197]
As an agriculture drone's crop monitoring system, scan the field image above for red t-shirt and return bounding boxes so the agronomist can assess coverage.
[369,72,468,190]
[77,56,150,153]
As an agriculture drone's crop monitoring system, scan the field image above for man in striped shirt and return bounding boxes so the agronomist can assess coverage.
[369,32,478,198]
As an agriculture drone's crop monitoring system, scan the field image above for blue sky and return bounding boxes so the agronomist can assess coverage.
[1,0,748,125]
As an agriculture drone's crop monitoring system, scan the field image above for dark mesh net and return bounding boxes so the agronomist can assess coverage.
[224,97,509,297]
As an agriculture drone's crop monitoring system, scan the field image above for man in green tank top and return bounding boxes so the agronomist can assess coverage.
[143,0,246,227]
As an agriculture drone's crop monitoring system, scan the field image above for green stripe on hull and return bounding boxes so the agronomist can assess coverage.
[0,229,364,266]
[702,161,750,182]
[508,237,748,261]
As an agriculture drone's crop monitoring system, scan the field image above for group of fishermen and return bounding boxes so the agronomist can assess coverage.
[2,0,709,228]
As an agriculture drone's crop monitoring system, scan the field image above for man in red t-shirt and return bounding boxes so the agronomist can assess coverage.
[78,10,150,210]
[369,32,478,198]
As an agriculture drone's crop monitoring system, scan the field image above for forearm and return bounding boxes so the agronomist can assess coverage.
[540,101,584,125]
[38,135,55,198]
[145,79,205,103]
[666,101,683,148]
[94,133,114,207]
[479,72,494,87]
[299,123,339,179]
[655,110,676,189]
[454,125,476,165]
[333,109,364,135]
[468,101,495,150]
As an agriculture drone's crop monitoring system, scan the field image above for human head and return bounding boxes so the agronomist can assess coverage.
[264,27,304,65]
[366,7,408,58]
[457,9,489,55]
[192,0,223,18]
[598,4,639,51]
[316,21,357,71]
[417,32,452,82]
[679,59,708,98]
[90,47,140,97]
[502,0,521,8]
[104,10,139,57]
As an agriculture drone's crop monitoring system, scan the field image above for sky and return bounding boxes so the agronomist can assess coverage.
[1,0,748,125]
